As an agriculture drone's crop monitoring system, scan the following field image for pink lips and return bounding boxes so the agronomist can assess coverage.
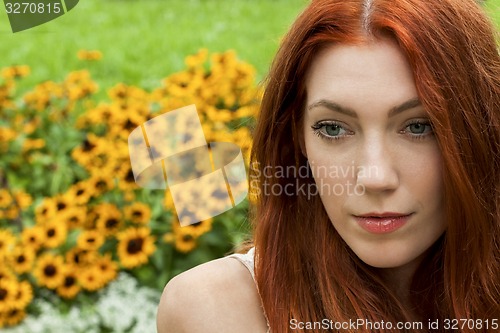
[353,212,413,234]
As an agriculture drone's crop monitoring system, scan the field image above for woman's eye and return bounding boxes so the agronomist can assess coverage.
[324,124,343,136]
[311,122,349,141]
[405,122,432,135]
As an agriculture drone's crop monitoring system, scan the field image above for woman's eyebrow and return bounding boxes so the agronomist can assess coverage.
[388,97,422,117]
[307,97,422,118]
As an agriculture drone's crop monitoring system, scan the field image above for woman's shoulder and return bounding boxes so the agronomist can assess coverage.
[156,254,269,333]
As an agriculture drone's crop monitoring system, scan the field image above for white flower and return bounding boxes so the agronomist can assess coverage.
[2,273,161,333]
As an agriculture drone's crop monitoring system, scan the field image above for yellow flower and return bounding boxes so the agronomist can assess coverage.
[124,202,151,225]
[41,219,67,249]
[93,203,122,235]
[8,246,35,274]
[173,230,198,253]
[20,226,45,251]
[211,50,237,69]
[77,104,112,128]
[64,69,91,85]
[77,50,103,61]
[94,254,118,284]
[11,190,32,210]
[63,70,98,100]
[21,138,45,153]
[0,127,17,151]
[108,83,129,100]
[34,198,57,224]
[65,248,97,267]
[56,267,80,299]
[62,206,87,229]
[116,166,140,192]
[173,217,213,238]
[33,253,65,289]
[1,65,30,80]
[189,219,213,237]
[11,280,33,309]
[82,147,116,173]
[66,181,93,206]
[0,189,13,208]
[109,111,146,137]
[0,267,15,282]
[0,279,18,312]
[117,227,156,269]
[0,206,19,220]
[163,232,174,243]
[77,229,104,251]
[22,118,40,135]
[3,308,26,326]
[78,266,105,291]
[0,229,16,260]
[23,87,50,112]
[53,194,72,214]
[88,174,115,196]
[206,107,233,123]
[163,71,194,97]
[184,48,209,68]
[123,190,136,202]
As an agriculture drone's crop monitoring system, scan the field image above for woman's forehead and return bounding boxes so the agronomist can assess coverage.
[305,39,418,113]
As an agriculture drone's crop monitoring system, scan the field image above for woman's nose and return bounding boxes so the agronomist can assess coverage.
[355,140,399,193]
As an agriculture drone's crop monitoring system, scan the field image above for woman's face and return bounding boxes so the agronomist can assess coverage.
[302,39,446,269]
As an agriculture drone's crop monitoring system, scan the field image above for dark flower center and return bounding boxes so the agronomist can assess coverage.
[82,139,96,152]
[16,255,26,263]
[182,234,194,242]
[57,202,67,211]
[0,288,7,300]
[7,309,19,317]
[64,276,76,287]
[126,170,134,182]
[95,180,107,191]
[44,264,57,277]
[106,218,118,229]
[124,119,135,131]
[127,237,144,254]
[47,229,56,237]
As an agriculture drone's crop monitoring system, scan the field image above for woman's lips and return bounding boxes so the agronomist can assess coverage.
[353,213,413,234]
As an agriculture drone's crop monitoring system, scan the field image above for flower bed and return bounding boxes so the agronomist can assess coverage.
[0,49,258,329]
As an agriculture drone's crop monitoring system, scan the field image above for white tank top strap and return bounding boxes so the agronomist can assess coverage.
[227,247,271,333]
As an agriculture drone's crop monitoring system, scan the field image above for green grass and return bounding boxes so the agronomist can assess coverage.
[0,0,309,92]
[485,0,500,29]
[0,0,497,94]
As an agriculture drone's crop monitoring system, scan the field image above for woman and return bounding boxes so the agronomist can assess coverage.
[157,0,500,332]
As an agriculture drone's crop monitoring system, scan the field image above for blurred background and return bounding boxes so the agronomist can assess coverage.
[0,0,498,332]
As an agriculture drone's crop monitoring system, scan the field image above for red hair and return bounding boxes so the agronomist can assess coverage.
[250,0,500,332]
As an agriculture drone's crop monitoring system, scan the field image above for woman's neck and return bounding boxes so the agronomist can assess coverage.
[374,254,426,320]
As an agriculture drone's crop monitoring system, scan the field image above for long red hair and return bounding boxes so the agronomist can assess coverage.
[249,0,500,332]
